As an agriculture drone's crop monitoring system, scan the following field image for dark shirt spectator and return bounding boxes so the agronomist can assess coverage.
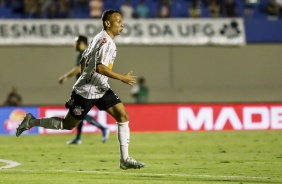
[0,0,9,7]
[11,0,24,15]
[58,0,71,18]
[3,87,22,106]
[24,0,41,18]
[266,0,280,20]
[208,0,221,17]
[221,0,238,17]
[45,1,58,19]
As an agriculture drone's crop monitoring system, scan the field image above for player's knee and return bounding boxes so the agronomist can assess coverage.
[119,112,129,122]
[63,123,76,130]
[62,120,78,130]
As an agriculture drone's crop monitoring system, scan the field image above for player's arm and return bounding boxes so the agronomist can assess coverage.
[80,57,86,74]
[96,64,136,86]
[58,66,81,84]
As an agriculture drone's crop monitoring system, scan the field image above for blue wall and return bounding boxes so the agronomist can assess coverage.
[245,20,282,43]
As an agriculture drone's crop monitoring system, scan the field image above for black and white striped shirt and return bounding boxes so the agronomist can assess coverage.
[73,30,117,99]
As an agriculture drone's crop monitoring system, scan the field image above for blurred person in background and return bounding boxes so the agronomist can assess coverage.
[277,0,282,18]
[58,35,110,144]
[16,10,145,170]
[89,0,103,18]
[45,1,58,19]
[131,77,149,104]
[24,0,41,18]
[157,0,171,18]
[0,0,9,7]
[265,0,280,20]
[120,0,134,19]
[221,0,238,17]
[208,0,220,17]
[136,0,149,18]
[57,0,71,18]
[189,0,202,17]
[243,0,260,19]
[11,0,24,16]
[3,87,22,106]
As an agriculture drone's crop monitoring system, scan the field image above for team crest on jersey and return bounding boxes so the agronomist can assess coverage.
[73,106,84,116]
[102,38,107,44]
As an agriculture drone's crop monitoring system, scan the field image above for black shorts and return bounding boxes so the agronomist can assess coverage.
[65,89,122,120]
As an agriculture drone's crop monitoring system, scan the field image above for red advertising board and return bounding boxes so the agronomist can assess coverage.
[38,104,282,134]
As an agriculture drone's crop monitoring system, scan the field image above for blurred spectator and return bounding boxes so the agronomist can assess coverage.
[75,0,88,6]
[189,0,202,17]
[131,77,149,104]
[221,0,238,17]
[11,0,24,15]
[24,0,41,18]
[120,0,135,19]
[0,0,8,7]
[265,0,280,20]
[243,0,260,19]
[0,0,281,19]
[57,0,71,18]
[136,0,149,18]
[89,0,103,18]
[276,0,282,17]
[40,0,52,12]
[44,1,58,19]
[208,0,221,17]
[3,87,22,106]
[157,0,171,18]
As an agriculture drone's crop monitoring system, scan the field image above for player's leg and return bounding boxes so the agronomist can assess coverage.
[16,111,81,137]
[84,114,110,143]
[66,121,83,145]
[106,102,145,170]
[64,91,96,143]
[16,91,92,137]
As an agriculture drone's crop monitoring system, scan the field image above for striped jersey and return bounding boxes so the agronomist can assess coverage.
[73,30,117,99]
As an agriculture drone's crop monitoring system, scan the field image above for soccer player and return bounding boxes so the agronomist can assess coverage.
[58,35,110,144]
[16,9,145,170]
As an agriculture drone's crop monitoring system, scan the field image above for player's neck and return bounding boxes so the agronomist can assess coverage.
[104,30,115,39]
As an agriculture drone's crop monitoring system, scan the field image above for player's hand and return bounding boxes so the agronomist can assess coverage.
[121,71,137,86]
[58,76,67,85]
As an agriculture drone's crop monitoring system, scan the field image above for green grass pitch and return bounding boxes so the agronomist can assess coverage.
[0,131,281,184]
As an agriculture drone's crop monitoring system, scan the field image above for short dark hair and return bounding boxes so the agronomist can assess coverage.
[75,35,88,44]
[101,9,120,23]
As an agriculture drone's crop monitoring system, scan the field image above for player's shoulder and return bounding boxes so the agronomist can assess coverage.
[100,31,115,44]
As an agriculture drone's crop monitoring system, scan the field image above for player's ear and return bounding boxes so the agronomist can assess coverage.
[105,20,110,28]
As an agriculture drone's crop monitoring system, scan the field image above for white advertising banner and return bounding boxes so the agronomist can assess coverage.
[0,18,245,45]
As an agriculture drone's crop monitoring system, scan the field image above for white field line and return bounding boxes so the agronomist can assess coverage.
[1,168,270,180]
[0,159,21,169]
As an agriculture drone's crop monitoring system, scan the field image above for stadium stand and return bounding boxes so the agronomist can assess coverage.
[0,0,281,19]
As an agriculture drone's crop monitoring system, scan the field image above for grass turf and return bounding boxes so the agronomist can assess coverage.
[0,131,281,184]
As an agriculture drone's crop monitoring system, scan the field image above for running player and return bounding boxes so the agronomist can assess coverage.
[16,9,145,170]
[58,35,110,144]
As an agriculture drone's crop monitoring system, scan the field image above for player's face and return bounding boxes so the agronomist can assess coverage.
[108,13,123,37]
[74,41,84,51]
[74,41,80,51]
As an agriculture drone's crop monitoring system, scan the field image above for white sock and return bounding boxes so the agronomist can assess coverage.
[117,121,130,161]
[29,117,63,130]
